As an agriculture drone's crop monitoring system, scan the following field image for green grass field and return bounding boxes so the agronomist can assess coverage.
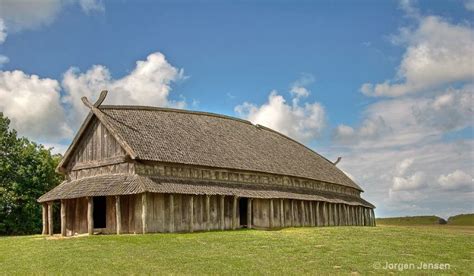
[376,215,443,225]
[0,225,472,275]
[448,214,474,226]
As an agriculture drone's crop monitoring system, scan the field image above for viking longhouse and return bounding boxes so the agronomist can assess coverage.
[39,91,375,236]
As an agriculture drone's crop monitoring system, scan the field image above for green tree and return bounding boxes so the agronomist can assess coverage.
[0,113,63,235]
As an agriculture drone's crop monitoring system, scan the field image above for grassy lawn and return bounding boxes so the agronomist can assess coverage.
[448,214,474,226]
[0,226,472,275]
[376,215,442,225]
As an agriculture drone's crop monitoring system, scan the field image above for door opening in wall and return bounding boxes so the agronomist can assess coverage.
[93,196,106,228]
[239,197,248,227]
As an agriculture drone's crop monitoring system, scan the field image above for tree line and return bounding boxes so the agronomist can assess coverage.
[0,113,63,235]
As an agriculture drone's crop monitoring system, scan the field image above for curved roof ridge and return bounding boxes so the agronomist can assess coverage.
[100,105,253,125]
[100,105,337,166]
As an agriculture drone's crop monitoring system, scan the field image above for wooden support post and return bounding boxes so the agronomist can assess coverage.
[280,199,284,227]
[345,205,350,226]
[169,194,174,233]
[309,201,314,226]
[247,198,252,229]
[189,195,194,233]
[315,202,320,226]
[300,201,305,227]
[371,209,376,226]
[142,193,147,234]
[48,202,54,236]
[60,200,66,236]
[115,196,121,235]
[290,200,294,227]
[87,197,93,235]
[205,195,211,231]
[42,203,48,235]
[322,202,327,226]
[232,196,238,230]
[220,195,225,230]
[269,199,274,228]
[338,204,343,226]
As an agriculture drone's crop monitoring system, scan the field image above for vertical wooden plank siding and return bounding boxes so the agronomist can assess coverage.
[61,200,66,236]
[315,202,320,226]
[169,194,174,232]
[87,197,93,235]
[142,193,148,234]
[205,195,211,231]
[300,201,305,227]
[290,199,295,227]
[48,202,54,235]
[115,196,121,234]
[309,201,314,226]
[371,209,376,226]
[232,196,238,230]
[189,196,194,232]
[42,203,48,235]
[247,199,252,229]
[279,199,284,227]
[269,199,274,228]
[220,196,225,230]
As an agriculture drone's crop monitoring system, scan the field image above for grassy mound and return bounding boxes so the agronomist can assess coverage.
[0,226,472,274]
[376,216,442,225]
[448,214,474,226]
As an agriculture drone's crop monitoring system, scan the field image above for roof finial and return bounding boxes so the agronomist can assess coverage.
[333,157,342,165]
[81,90,108,109]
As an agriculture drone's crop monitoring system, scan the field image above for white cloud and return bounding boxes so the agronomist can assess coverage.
[0,18,6,44]
[438,170,473,191]
[396,158,414,176]
[0,70,72,141]
[0,55,8,67]
[0,0,105,47]
[79,0,104,14]
[413,85,473,132]
[0,52,186,146]
[290,73,315,98]
[392,172,426,191]
[235,88,325,144]
[62,52,186,127]
[0,0,63,32]
[332,3,474,217]
[465,0,474,11]
[361,16,474,97]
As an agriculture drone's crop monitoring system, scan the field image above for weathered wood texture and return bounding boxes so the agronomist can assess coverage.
[60,193,373,236]
[42,203,48,235]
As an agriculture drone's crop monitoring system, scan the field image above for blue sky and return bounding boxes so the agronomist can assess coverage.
[0,0,472,218]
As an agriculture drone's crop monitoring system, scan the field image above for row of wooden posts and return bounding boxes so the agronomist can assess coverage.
[42,193,375,236]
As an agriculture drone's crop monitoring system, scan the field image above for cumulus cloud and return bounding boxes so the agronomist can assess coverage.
[0,18,6,44]
[79,0,105,14]
[0,0,63,32]
[413,86,473,132]
[0,70,72,141]
[0,0,104,48]
[0,52,186,145]
[334,116,392,146]
[438,170,473,191]
[0,55,8,67]
[62,52,186,127]
[332,2,474,217]
[361,16,474,97]
[235,79,325,144]
[465,0,474,11]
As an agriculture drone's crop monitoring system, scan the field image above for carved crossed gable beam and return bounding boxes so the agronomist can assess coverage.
[81,90,138,159]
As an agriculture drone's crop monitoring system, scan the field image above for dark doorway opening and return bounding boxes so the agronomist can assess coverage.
[93,196,106,228]
[239,198,248,227]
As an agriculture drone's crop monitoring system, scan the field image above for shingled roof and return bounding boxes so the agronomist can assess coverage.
[59,103,363,191]
[38,174,373,207]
